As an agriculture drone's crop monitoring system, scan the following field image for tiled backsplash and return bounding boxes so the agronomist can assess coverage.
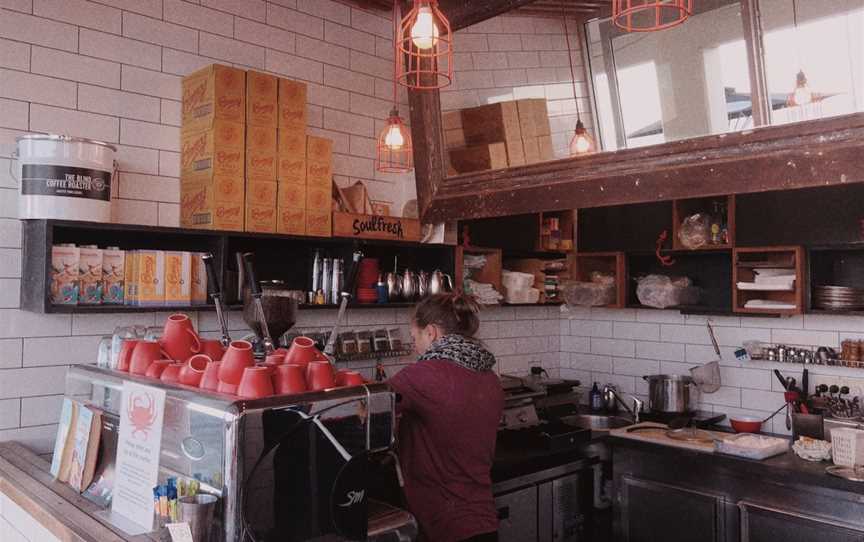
[560,306,864,435]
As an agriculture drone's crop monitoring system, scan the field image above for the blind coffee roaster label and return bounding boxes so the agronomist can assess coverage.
[21,164,111,201]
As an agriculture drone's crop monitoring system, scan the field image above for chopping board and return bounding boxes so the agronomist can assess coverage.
[610,423,730,454]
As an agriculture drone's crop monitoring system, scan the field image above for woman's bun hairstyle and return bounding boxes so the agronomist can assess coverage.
[412,292,481,337]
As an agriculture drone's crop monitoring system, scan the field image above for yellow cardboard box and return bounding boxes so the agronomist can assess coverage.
[181,120,245,177]
[246,125,278,180]
[277,181,307,208]
[245,204,277,233]
[277,206,306,235]
[246,70,278,128]
[278,78,307,130]
[181,64,245,134]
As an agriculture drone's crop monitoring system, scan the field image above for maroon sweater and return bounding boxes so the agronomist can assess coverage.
[389,359,504,542]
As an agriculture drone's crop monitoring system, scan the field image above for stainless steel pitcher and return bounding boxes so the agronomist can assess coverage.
[401,269,417,301]
[417,271,429,298]
[386,272,402,301]
[428,270,453,295]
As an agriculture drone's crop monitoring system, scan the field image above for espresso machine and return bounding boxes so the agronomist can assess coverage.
[65,365,416,541]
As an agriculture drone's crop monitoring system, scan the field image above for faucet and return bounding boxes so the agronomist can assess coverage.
[602,384,643,423]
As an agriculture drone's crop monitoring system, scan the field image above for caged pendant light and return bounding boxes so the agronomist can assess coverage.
[613,0,693,33]
[562,5,596,156]
[376,1,413,173]
[397,0,453,90]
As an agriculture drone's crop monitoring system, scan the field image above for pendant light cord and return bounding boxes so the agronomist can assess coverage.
[392,0,399,109]
[561,3,582,122]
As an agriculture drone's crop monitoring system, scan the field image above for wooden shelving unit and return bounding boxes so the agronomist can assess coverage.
[672,195,735,250]
[23,219,455,314]
[733,246,804,315]
[455,245,503,295]
[569,252,627,308]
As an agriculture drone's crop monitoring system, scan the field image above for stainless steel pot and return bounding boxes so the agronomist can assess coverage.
[643,374,694,413]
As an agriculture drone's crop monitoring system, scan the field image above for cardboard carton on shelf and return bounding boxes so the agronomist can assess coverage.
[180,120,245,177]
[245,204,277,233]
[164,251,192,305]
[516,98,551,139]
[306,135,333,188]
[278,78,307,131]
[461,101,521,145]
[278,128,307,181]
[306,185,332,210]
[181,64,245,134]
[278,181,307,208]
[449,143,508,174]
[523,137,540,164]
[180,178,244,231]
[538,135,555,161]
[246,179,278,207]
[306,209,332,237]
[277,206,306,235]
[246,70,278,128]
[246,124,278,180]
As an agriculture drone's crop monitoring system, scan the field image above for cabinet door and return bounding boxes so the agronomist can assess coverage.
[740,502,864,542]
[618,476,731,542]
[496,486,538,542]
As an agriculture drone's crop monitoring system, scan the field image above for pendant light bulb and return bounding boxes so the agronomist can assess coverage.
[383,122,406,150]
[791,69,812,106]
[410,5,439,50]
[570,120,596,156]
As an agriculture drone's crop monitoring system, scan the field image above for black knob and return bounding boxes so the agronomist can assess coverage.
[201,253,220,297]
[241,252,262,296]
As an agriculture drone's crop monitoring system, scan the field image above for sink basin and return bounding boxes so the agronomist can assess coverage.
[561,414,634,431]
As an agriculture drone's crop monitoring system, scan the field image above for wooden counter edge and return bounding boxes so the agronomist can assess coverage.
[0,441,157,542]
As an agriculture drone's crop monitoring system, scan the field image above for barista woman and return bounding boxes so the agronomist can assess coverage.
[388,293,504,542]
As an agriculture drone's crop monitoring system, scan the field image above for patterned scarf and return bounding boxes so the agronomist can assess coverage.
[417,334,496,372]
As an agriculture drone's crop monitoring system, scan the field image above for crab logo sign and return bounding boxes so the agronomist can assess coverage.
[126,391,158,440]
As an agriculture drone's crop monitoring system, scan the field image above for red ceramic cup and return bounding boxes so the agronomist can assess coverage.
[306,361,335,391]
[285,336,319,366]
[200,361,222,391]
[160,362,185,384]
[273,364,307,395]
[129,341,164,376]
[216,380,238,395]
[115,339,140,372]
[179,354,210,387]
[144,359,173,379]
[199,339,227,361]
[238,366,275,399]
[335,370,365,387]
[161,313,201,361]
[265,353,286,365]
[218,340,255,385]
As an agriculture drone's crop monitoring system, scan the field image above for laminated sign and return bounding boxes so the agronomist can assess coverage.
[21,164,111,200]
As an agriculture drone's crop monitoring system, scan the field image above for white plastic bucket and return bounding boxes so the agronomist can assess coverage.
[13,134,117,221]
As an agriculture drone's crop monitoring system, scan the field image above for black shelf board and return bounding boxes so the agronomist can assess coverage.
[806,309,864,317]
[501,249,572,259]
[47,304,217,313]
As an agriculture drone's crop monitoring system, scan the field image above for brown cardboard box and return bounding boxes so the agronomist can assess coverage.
[505,139,525,166]
[278,78,307,130]
[444,128,466,149]
[277,206,306,235]
[180,177,245,231]
[246,125,278,179]
[181,120,245,176]
[182,64,245,134]
[278,129,306,181]
[246,70,278,128]
[538,135,555,161]
[246,179,277,207]
[522,137,541,164]
[306,135,333,164]
[245,204,277,233]
[461,102,521,145]
[306,135,333,188]
[306,209,332,237]
[278,181,306,208]
[442,110,462,131]
[533,99,551,136]
[306,185,332,210]
[448,143,508,174]
[516,99,551,139]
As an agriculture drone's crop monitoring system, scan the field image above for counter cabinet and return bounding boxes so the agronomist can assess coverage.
[612,439,864,542]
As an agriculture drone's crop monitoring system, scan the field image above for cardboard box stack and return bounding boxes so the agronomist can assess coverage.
[180,64,246,231]
[447,98,553,174]
[245,71,278,233]
[181,64,334,236]
[277,79,309,235]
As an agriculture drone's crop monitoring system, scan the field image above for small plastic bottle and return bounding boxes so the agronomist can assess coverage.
[589,382,604,412]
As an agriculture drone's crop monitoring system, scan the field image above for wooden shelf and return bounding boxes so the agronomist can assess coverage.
[570,252,627,308]
[733,246,804,315]
[672,195,735,251]
[455,245,503,295]
[23,219,456,314]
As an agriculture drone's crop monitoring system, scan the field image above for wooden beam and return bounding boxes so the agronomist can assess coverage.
[422,113,864,221]
[408,83,446,219]
[439,0,542,30]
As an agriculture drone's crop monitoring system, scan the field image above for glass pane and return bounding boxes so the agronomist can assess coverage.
[762,0,864,124]
[586,1,752,150]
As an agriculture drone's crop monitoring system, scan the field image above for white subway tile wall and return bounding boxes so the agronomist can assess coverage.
[561,306,864,436]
